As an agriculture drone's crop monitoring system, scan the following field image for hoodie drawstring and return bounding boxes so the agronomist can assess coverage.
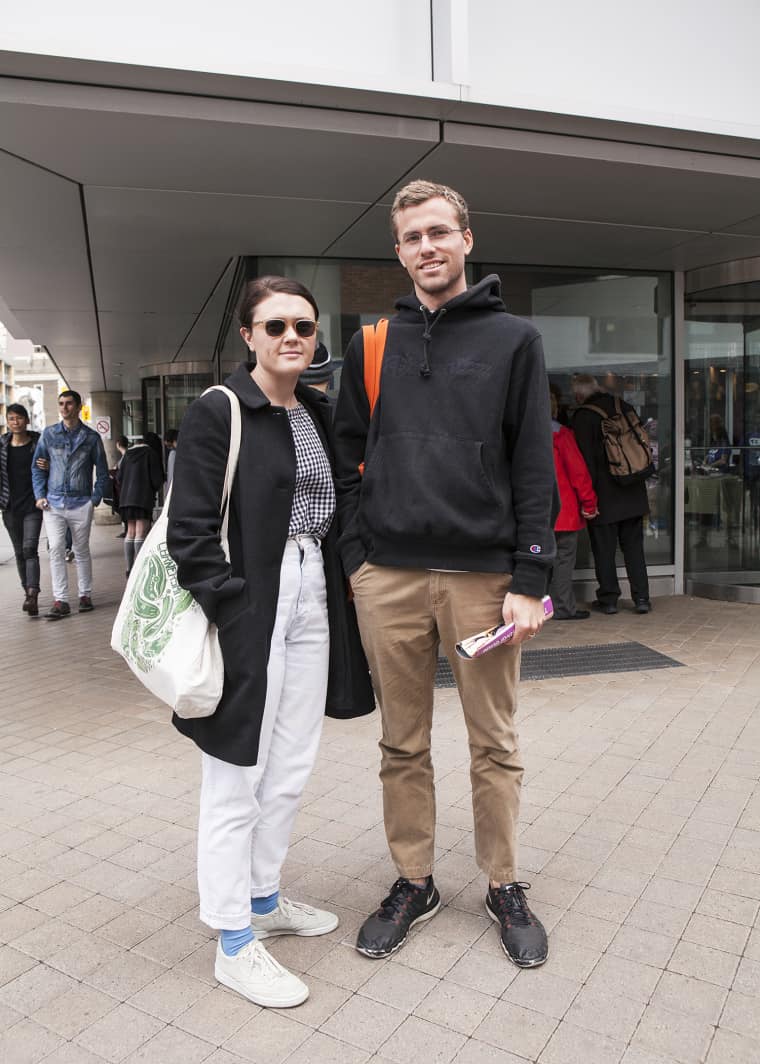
[420,306,446,379]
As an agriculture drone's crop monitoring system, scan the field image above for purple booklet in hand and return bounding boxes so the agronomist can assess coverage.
[455,596,554,659]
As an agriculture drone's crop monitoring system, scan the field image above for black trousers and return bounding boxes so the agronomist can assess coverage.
[587,516,649,606]
[2,508,43,591]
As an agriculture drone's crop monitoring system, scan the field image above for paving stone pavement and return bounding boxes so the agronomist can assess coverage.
[1,522,759,1064]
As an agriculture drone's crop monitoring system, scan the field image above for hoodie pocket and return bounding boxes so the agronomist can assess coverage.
[362,433,508,544]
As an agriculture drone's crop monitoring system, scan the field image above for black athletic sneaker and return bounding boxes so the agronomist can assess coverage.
[356,877,441,958]
[486,882,548,968]
[46,600,71,621]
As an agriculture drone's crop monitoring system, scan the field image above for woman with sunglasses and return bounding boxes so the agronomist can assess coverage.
[167,276,373,1010]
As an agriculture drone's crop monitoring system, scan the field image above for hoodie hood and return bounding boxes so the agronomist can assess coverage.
[394,274,508,378]
[395,273,507,318]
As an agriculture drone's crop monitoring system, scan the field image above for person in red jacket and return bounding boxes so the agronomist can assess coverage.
[549,389,598,619]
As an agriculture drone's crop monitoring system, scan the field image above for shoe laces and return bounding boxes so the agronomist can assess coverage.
[241,939,286,979]
[276,897,314,920]
[490,882,537,928]
[377,878,427,924]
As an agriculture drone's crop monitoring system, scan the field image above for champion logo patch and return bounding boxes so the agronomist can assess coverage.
[529,544,542,554]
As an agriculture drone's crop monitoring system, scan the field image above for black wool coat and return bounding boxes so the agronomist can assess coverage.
[166,364,375,766]
[572,392,649,525]
[117,444,163,514]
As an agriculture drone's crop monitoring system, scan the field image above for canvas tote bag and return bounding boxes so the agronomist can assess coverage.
[111,386,242,718]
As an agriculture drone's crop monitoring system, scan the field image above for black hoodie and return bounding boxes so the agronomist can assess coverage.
[333,275,557,598]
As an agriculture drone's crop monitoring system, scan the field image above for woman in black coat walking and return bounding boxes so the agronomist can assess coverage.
[117,438,163,576]
[167,276,373,1010]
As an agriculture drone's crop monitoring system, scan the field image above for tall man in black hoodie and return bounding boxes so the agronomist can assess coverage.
[333,180,556,968]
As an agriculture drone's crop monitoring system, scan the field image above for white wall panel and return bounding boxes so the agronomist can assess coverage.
[1,0,439,96]
[468,0,760,139]
[4,1,760,139]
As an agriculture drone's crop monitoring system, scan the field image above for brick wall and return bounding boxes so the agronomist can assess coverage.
[340,262,406,316]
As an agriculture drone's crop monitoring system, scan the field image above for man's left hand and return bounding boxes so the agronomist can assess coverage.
[502,592,547,645]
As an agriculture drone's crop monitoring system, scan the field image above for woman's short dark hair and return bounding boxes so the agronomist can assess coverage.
[7,403,29,420]
[237,276,319,330]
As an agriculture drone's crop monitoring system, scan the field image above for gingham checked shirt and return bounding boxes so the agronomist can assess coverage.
[287,405,335,539]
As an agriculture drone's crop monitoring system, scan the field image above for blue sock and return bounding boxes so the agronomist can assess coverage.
[220,927,254,957]
[251,890,279,915]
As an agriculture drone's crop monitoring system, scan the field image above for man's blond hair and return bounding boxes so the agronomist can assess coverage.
[390,180,470,240]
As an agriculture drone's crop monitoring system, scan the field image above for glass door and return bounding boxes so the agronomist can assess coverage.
[684,287,760,595]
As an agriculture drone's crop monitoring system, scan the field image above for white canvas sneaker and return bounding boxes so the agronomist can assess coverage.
[214,939,308,1007]
[250,896,339,939]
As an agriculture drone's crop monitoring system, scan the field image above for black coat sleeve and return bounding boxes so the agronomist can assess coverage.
[166,391,245,623]
[149,448,164,495]
[333,330,370,578]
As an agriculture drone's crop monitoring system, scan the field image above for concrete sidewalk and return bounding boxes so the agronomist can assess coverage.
[0,524,759,1064]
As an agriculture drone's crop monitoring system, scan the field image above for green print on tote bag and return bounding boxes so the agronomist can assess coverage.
[120,544,195,674]
[111,386,242,718]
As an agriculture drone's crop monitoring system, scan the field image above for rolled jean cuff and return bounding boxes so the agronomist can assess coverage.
[249,880,280,899]
[199,906,252,931]
[482,866,517,884]
[395,864,433,880]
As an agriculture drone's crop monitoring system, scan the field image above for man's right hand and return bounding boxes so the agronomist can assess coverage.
[36,498,49,510]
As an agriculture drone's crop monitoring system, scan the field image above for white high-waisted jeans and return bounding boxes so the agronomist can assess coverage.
[197,536,329,930]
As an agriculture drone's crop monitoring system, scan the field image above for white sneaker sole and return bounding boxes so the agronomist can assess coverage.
[252,912,339,940]
[214,963,309,1008]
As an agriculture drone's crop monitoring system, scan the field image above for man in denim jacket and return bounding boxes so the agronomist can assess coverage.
[32,390,110,619]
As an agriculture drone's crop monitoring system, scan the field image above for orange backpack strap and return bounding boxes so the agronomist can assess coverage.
[358,319,388,476]
[362,318,388,417]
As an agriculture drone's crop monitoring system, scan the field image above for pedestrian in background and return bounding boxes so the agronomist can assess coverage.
[572,373,651,614]
[548,387,598,620]
[117,436,163,576]
[298,343,334,411]
[111,435,130,537]
[0,403,42,616]
[32,390,109,619]
[163,428,178,491]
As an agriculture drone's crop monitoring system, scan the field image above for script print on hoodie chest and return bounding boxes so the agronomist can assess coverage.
[383,348,505,439]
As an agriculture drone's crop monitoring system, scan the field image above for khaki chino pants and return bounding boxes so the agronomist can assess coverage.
[351,563,523,883]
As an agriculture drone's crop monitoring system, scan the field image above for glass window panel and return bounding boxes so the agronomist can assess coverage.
[684,306,760,576]
[165,373,212,434]
[142,377,161,437]
[476,265,674,567]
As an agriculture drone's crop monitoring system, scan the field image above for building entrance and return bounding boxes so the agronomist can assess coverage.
[684,260,760,600]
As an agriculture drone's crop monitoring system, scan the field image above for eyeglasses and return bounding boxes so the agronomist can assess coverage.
[399,225,466,248]
[251,318,318,338]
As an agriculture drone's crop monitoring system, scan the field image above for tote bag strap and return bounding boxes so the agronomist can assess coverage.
[201,385,243,562]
